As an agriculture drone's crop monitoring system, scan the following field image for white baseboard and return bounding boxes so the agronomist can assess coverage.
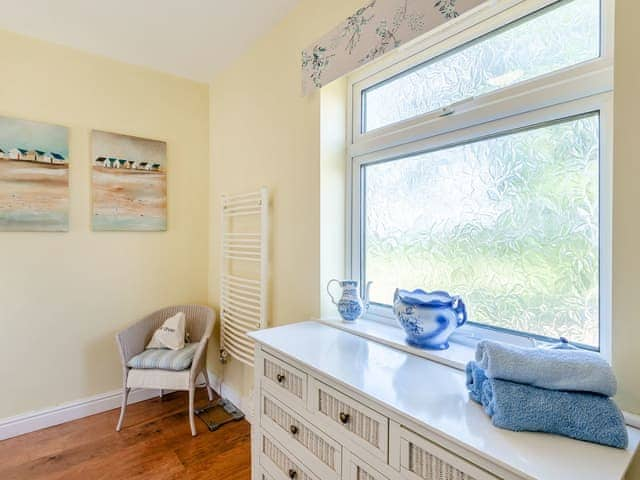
[0,369,253,441]
[0,388,161,441]
[207,370,253,424]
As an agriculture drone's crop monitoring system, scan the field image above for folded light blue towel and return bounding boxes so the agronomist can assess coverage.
[465,361,487,404]
[476,340,617,396]
[480,375,628,449]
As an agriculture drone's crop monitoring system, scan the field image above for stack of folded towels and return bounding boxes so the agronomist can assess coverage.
[466,339,628,449]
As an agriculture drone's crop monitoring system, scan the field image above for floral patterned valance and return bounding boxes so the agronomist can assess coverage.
[301,0,486,95]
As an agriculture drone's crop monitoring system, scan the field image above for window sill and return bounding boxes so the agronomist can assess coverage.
[317,316,640,430]
[316,316,475,371]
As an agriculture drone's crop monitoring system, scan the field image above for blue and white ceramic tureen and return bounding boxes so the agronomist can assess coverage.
[393,289,467,350]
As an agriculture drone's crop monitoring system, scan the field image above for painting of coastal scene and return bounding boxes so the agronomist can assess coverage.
[0,116,69,231]
[92,130,167,231]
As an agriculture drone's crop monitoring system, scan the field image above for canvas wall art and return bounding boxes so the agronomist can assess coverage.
[0,116,69,231]
[91,130,167,231]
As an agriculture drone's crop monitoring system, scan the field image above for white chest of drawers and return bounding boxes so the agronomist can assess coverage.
[249,321,640,480]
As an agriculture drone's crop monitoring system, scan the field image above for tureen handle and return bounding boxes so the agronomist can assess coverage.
[454,296,467,327]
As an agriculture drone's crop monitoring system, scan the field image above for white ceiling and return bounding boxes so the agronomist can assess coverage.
[0,0,301,82]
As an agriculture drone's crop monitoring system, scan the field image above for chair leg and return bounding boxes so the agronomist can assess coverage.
[116,387,130,432]
[202,370,214,402]
[189,386,197,436]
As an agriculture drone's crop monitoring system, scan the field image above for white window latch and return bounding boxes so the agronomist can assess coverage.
[439,107,455,117]
[438,97,475,118]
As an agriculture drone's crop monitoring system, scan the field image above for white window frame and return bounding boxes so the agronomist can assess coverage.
[346,0,614,359]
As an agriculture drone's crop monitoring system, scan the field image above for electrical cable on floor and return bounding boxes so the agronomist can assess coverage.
[218,363,225,400]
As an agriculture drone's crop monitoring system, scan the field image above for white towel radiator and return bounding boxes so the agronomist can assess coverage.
[219,187,269,367]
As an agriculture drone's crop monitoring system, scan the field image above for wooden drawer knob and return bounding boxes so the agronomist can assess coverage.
[339,412,350,424]
[276,374,286,383]
[290,424,299,435]
[288,469,297,479]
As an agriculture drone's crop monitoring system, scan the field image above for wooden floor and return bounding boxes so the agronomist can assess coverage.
[0,389,251,480]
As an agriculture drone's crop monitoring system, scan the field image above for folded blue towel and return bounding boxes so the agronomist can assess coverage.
[465,361,488,404]
[480,375,628,449]
[476,340,617,396]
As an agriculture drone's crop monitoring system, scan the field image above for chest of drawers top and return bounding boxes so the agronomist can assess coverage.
[250,321,640,480]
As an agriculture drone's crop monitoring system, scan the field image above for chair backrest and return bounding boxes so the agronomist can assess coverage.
[145,305,215,344]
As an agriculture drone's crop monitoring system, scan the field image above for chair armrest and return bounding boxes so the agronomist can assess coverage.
[190,333,211,380]
[115,315,158,366]
[190,314,213,380]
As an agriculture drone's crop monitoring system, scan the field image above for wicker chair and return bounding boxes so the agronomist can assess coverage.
[115,305,216,436]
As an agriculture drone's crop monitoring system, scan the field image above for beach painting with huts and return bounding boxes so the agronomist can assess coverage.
[0,115,69,231]
[92,130,167,231]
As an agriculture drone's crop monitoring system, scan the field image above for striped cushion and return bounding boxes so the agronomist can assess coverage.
[127,343,198,371]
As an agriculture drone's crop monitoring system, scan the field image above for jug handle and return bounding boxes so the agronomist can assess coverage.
[327,279,340,306]
[454,297,467,327]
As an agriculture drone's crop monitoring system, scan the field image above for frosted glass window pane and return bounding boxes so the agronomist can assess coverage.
[363,0,600,132]
[363,114,599,347]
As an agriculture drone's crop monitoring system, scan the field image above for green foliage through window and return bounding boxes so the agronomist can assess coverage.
[364,113,600,347]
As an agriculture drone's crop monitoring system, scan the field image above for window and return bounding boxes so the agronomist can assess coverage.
[364,113,599,347]
[362,0,600,132]
[349,0,612,352]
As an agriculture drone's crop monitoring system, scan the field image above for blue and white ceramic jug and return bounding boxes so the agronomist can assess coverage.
[327,279,372,322]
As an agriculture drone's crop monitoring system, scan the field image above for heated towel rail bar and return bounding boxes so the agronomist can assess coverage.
[220,187,269,367]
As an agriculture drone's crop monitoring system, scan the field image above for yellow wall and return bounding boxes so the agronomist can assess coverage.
[0,30,210,418]
[613,0,640,423]
[208,0,362,401]
[320,78,348,318]
[615,4,640,477]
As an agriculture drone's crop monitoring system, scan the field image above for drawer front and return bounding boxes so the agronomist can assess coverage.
[261,392,342,478]
[309,378,388,459]
[344,450,389,480]
[262,351,307,406]
[260,432,319,480]
[353,466,382,480]
[398,427,499,480]
[257,465,276,480]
